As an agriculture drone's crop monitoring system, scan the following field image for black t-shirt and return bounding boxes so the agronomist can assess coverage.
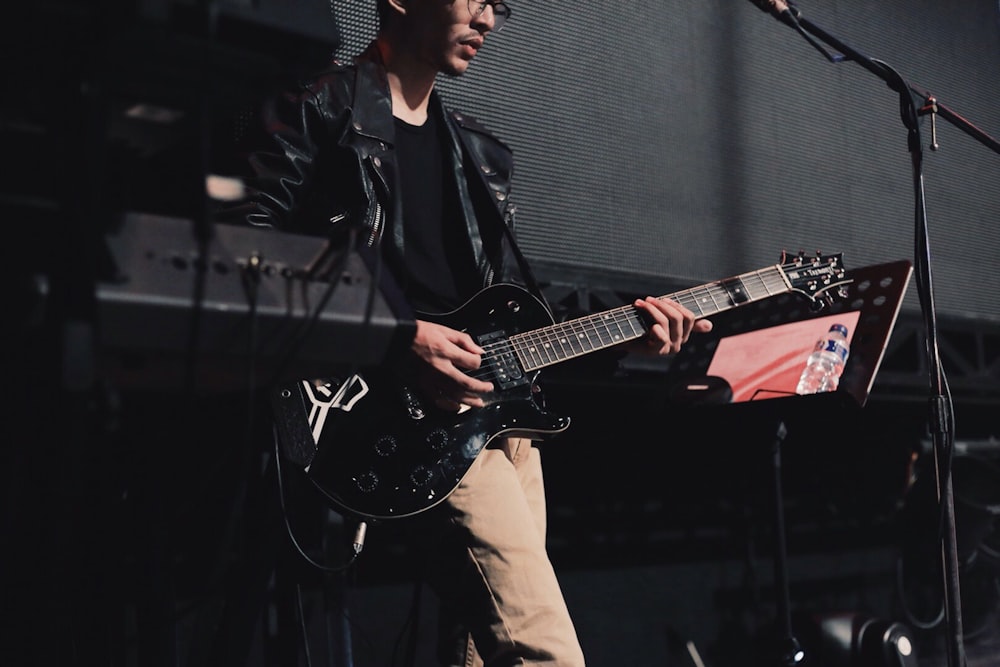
[393,112,479,314]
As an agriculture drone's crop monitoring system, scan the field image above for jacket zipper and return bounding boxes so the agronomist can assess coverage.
[366,201,384,248]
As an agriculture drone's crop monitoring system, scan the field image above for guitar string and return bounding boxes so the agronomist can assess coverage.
[452,259,834,387]
[461,267,793,385]
[500,272,785,372]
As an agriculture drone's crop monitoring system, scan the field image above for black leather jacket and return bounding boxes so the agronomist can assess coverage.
[223,43,536,303]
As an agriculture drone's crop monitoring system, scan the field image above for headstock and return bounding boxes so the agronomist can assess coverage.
[779,251,851,308]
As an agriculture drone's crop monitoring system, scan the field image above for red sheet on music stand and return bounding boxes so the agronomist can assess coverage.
[707,311,861,402]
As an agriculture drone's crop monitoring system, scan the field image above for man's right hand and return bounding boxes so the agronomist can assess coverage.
[410,320,495,410]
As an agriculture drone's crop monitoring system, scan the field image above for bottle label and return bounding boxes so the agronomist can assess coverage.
[817,339,849,362]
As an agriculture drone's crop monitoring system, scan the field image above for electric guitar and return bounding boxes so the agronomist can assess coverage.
[275,252,849,521]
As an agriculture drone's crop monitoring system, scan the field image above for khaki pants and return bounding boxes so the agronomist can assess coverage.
[417,437,585,667]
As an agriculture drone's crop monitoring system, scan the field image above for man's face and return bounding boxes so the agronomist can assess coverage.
[405,0,499,77]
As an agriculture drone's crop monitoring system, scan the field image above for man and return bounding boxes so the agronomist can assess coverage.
[222,0,712,664]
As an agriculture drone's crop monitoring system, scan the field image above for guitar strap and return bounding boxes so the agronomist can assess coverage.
[448,113,548,312]
[495,205,547,308]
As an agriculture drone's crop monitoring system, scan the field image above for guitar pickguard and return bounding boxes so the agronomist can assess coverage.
[301,375,370,443]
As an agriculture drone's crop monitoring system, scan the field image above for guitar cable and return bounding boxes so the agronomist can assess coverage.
[272,423,376,666]
[272,421,366,573]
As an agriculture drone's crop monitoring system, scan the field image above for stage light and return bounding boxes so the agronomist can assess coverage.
[896,452,1000,640]
[794,611,918,667]
[856,618,915,667]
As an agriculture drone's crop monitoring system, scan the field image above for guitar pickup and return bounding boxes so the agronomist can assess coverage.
[477,330,526,390]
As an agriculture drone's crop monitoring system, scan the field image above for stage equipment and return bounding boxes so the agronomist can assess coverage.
[794,611,918,667]
[96,211,416,391]
[666,258,913,666]
[740,4,1000,663]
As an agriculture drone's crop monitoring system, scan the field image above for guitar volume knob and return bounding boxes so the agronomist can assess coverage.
[409,465,433,488]
[374,435,398,457]
[426,428,449,452]
[355,471,379,493]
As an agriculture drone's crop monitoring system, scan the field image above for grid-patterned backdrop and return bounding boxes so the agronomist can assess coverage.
[325,0,1000,324]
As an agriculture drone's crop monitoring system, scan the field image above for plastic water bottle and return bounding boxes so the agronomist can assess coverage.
[795,323,850,395]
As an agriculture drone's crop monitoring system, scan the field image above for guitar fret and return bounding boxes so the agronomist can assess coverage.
[751,268,786,300]
[677,284,731,316]
[568,320,597,353]
[691,283,729,315]
[513,337,533,369]
[621,309,645,339]
[511,335,542,370]
[605,312,627,344]
[537,326,570,362]
[741,270,774,301]
[525,330,557,366]
[596,310,628,346]
[723,277,752,305]
[551,322,578,358]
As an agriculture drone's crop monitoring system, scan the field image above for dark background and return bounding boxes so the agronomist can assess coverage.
[3,1,999,666]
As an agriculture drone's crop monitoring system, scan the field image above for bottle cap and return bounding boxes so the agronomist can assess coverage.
[829,323,849,337]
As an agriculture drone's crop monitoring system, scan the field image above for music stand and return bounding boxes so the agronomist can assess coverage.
[664,258,913,665]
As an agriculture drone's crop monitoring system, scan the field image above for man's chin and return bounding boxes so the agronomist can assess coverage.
[441,58,473,78]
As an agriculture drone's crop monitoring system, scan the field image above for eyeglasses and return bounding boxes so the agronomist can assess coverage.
[467,0,511,32]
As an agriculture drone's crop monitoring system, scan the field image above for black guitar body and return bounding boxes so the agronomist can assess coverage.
[305,284,571,520]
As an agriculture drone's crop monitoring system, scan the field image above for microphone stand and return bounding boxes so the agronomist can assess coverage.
[769,421,805,667]
[760,6,1000,667]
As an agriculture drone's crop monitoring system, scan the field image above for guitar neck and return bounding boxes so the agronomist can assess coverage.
[510,264,792,372]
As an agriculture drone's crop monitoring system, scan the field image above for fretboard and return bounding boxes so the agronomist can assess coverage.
[509,264,792,372]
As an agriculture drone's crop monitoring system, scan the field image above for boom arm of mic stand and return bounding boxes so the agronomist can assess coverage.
[791,14,1000,156]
